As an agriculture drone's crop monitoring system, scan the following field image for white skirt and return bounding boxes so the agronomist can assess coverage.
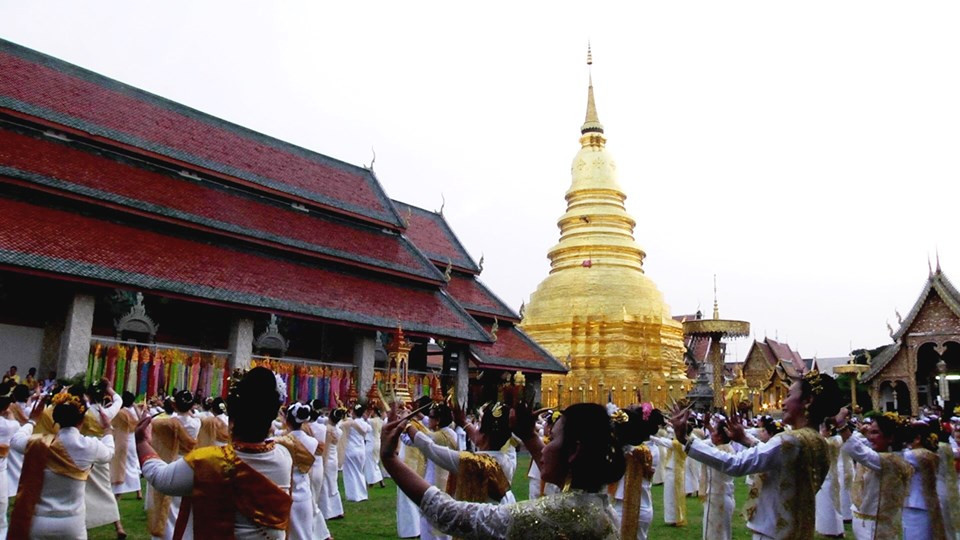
[112,438,142,495]
[6,446,22,497]
[321,457,343,518]
[342,449,367,502]
[363,442,383,485]
[902,508,935,540]
[396,489,421,538]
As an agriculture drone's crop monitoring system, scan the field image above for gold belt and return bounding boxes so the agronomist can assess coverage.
[853,511,876,521]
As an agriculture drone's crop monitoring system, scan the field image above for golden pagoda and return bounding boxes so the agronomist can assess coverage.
[522,46,689,409]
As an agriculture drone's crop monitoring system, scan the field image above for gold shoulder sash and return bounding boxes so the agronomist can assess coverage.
[276,434,316,474]
[940,444,960,535]
[913,449,947,540]
[80,409,105,438]
[176,445,292,540]
[9,434,88,538]
[33,406,58,435]
[668,438,687,526]
[779,428,828,539]
[455,451,510,503]
[148,417,198,536]
[197,415,230,448]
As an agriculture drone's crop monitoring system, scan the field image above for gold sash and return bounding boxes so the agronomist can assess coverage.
[276,434,316,474]
[913,449,947,540]
[110,408,138,485]
[779,428,829,540]
[196,416,230,448]
[9,434,88,538]
[940,444,960,535]
[619,445,653,539]
[455,452,510,503]
[148,417,198,537]
[33,406,58,435]
[666,438,687,526]
[179,444,292,540]
[0,444,9,458]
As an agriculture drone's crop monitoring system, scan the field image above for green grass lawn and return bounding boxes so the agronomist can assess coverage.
[88,454,848,539]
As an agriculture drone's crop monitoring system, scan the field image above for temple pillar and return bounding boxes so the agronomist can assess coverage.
[869,381,880,413]
[57,293,95,378]
[456,350,469,408]
[39,309,65,378]
[353,331,376,401]
[227,317,254,371]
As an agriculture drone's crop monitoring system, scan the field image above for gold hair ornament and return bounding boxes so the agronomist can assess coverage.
[802,369,824,395]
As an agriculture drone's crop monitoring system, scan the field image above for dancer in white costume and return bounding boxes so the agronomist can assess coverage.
[0,388,23,538]
[82,380,125,537]
[675,371,843,540]
[111,391,143,500]
[150,390,200,540]
[685,420,703,496]
[321,406,346,519]
[307,400,332,540]
[837,410,913,540]
[341,403,371,502]
[397,400,428,539]
[649,428,686,526]
[611,403,664,540]
[276,403,321,540]
[138,367,293,540]
[700,415,735,540]
[417,403,459,540]
[6,384,30,497]
[9,387,115,539]
[363,407,385,487]
[814,420,844,537]
[901,421,946,540]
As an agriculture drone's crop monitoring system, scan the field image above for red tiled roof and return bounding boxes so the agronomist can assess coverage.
[445,273,519,322]
[0,196,489,342]
[392,201,479,273]
[0,128,441,282]
[0,39,404,227]
[470,323,565,373]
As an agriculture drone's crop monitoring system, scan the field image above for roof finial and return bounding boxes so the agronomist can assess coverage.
[712,274,720,320]
[929,253,934,277]
[581,41,604,135]
[936,246,941,273]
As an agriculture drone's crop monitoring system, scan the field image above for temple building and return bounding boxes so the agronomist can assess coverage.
[522,50,689,409]
[740,337,806,413]
[0,38,559,408]
[860,264,960,415]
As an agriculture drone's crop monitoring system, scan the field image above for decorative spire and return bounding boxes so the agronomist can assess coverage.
[581,42,604,135]
[936,247,941,273]
[712,275,720,320]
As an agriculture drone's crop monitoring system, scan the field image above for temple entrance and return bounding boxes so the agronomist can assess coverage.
[916,341,960,412]
[878,380,911,414]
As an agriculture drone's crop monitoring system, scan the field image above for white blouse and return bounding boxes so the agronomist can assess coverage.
[840,432,882,516]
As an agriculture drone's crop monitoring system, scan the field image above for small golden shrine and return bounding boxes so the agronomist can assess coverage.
[522,47,689,409]
[384,326,414,406]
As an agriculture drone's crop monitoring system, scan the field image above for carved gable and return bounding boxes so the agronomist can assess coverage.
[743,346,772,388]
[904,291,960,337]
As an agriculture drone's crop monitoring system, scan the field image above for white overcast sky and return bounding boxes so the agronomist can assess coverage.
[2,1,958,361]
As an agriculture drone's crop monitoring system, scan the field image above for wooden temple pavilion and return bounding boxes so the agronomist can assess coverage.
[0,38,561,406]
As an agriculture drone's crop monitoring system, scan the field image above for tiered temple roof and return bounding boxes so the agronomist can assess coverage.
[0,38,490,343]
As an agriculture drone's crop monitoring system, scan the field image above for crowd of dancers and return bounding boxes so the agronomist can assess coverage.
[0,366,957,539]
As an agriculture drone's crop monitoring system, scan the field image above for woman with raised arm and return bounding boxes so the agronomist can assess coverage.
[836,410,912,540]
[610,403,664,540]
[382,401,637,540]
[671,370,843,540]
[136,367,294,540]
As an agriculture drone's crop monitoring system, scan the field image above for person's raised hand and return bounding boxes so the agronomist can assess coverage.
[380,409,409,462]
[725,415,747,445]
[668,403,691,445]
[510,399,535,442]
[28,397,45,422]
[135,413,153,445]
[452,403,467,428]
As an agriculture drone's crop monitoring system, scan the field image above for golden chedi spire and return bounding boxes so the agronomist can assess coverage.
[521,45,688,410]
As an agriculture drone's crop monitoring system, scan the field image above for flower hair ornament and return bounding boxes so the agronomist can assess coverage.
[641,402,653,421]
[610,408,629,424]
[288,402,311,424]
[51,391,86,414]
[802,369,824,395]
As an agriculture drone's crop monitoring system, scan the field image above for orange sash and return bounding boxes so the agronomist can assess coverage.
[148,417,198,537]
[175,444,292,540]
[9,434,88,538]
[110,408,138,485]
[276,434,316,474]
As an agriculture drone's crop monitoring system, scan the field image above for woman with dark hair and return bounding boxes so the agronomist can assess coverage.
[341,402,371,502]
[321,405,346,520]
[277,402,326,540]
[196,397,229,448]
[837,410,913,540]
[9,386,115,539]
[305,401,332,540]
[81,379,125,537]
[0,392,20,537]
[672,370,844,539]
[146,389,199,539]
[699,414,736,540]
[137,367,293,539]
[111,391,142,501]
[383,401,628,539]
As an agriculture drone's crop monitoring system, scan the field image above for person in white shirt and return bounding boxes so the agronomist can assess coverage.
[673,370,844,540]
[699,414,736,540]
[417,403,459,540]
[363,407,385,488]
[0,391,24,538]
[321,407,346,519]
[901,421,946,540]
[306,401,331,540]
[649,427,686,526]
[341,403,370,502]
[9,386,115,539]
[82,380,124,538]
[6,383,30,498]
[111,391,143,501]
[814,420,844,538]
[610,403,664,540]
[277,402,321,540]
[137,367,294,540]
